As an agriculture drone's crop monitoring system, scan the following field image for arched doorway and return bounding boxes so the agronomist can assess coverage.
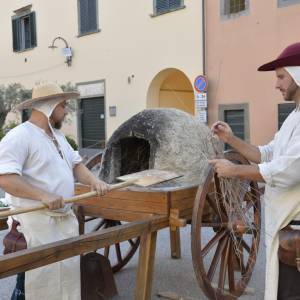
[146,68,194,115]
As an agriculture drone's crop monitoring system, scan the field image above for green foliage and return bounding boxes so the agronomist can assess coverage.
[0,83,31,128]
[65,135,78,150]
[0,121,20,141]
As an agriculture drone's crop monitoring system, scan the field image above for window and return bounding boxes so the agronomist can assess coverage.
[12,12,37,52]
[154,0,184,15]
[278,0,300,8]
[278,103,295,129]
[219,104,249,149]
[227,0,245,14]
[78,0,98,35]
[220,0,249,19]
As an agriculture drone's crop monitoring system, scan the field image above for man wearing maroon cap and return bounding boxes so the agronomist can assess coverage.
[210,42,300,300]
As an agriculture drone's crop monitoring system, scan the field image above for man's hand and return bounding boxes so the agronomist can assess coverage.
[209,159,236,178]
[211,121,233,143]
[42,193,64,210]
[90,178,110,196]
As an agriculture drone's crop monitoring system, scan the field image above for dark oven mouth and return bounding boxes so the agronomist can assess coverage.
[119,137,150,176]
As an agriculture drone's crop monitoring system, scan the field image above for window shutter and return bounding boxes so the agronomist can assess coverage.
[79,0,97,34]
[88,0,97,32]
[12,18,21,52]
[79,0,89,33]
[224,109,245,149]
[29,12,37,47]
[156,0,169,14]
[169,0,181,9]
[278,103,295,129]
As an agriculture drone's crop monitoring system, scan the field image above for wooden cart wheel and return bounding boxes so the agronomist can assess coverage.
[83,152,140,273]
[191,150,261,300]
[90,219,140,273]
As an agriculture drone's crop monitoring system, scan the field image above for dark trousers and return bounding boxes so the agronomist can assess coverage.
[11,273,25,300]
[278,261,300,300]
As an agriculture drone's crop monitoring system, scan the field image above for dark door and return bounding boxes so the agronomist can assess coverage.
[80,97,105,148]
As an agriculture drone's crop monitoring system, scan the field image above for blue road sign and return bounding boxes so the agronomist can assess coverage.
[194,75,208,93]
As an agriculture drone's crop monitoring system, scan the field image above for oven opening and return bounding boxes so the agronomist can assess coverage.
[120,137,150,176]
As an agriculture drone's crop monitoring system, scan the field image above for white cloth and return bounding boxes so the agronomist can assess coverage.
[0,121,82,300]
[258,109,300,299]
[285,66,300,87]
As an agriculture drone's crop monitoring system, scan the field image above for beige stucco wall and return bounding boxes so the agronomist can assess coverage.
[206,0,300,145]
[0,0,204,145]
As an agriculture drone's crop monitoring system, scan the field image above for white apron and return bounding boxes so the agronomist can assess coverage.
[258,110,300,299]
[11,211,81,300]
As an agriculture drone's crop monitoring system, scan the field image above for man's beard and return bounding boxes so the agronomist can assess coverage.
[284,82,298,101]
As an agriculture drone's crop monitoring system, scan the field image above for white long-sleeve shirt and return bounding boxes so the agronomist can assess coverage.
[259,109,300,190]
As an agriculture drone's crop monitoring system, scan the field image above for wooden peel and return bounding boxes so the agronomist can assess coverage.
[0,179,136,218]
[0,169,180,218]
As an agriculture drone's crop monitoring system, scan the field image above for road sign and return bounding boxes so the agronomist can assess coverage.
[194,75,208,93]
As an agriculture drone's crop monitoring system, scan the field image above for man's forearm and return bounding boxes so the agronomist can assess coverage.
[73,163,97,185]
[0,174,49,201]
[227,135,261,164]
[231,164,265,182]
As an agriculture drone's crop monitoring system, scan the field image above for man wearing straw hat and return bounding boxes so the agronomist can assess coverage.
[0,82,109,299]
[210,42,300,299]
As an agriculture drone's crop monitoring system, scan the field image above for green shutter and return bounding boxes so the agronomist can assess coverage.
[12,17,20,52]
[29,12,37,47]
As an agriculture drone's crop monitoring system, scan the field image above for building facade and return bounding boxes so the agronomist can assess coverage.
[0,0,205,150]
[206,0,300,145]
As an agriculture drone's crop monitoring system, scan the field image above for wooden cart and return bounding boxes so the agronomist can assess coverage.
[74,150,261,300]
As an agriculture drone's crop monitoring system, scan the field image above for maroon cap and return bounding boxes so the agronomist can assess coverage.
[258,42,300,71]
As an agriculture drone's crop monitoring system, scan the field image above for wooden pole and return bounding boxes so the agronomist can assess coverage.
[135,230,157,300]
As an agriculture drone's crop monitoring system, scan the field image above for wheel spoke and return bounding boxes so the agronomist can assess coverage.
[241,239,251,253]
[202,230,227,258]
[218,238,230,291]
[228,242,235,293]
[206,193,227,221]
[115,243,122,263]
[207,236,228,281]
[233,245,246,274]
[128,239,135,246]
[93,219,106,231]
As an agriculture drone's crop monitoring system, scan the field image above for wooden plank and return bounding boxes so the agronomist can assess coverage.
[135,231,157,300]
[178,207,193,219]
[0,219,151,279]
[170,196,195,211]
[169,187,198,201]
[76,184,168,202]
[77,206,155,222]
[75,196,169,215]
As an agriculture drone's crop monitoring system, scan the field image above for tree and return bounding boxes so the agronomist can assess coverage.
[0,83,31,128]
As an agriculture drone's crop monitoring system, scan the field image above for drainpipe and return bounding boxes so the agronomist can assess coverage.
[202,0,206,75]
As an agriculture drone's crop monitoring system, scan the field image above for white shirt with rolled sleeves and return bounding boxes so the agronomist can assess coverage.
[258,109,300,299]
[0,121,82,300]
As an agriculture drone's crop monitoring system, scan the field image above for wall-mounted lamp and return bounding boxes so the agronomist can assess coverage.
[49,36,72,67]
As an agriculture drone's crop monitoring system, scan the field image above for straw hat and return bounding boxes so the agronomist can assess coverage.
[15,82,80,110]
[258,42,300,71]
